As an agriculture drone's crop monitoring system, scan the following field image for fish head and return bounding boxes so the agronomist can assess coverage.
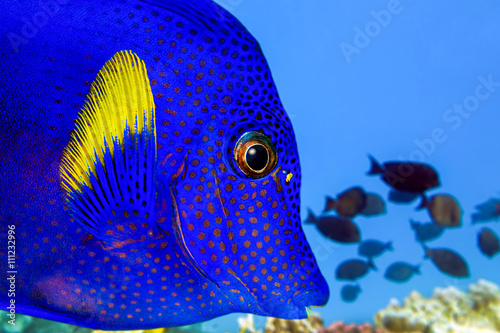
[166,108,329,317]
[151,15,329,318]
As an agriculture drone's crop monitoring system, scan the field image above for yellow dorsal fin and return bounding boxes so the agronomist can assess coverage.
[60,50,156,195]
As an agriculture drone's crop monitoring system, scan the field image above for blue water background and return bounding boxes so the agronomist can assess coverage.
[208,0,500,331]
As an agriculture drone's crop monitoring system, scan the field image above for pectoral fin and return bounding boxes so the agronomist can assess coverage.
[59,50,157,244]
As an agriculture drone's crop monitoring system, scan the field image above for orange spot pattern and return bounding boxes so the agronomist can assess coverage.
[0,1,328,329]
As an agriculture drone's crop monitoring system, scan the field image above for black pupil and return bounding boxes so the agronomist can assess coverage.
[245,144,269,171]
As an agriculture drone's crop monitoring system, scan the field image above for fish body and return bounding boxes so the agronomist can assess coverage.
[472,212,500,224]
[424,248,470,278]
[340,284,361,303]
[324,186,366,218]
[388,189,420,204]
[384,262,419,283]
[410,219,444,243]
[471,198,500,224]
[418,194,462,227]
[478,228,500,258]
[358,240,392,259]
[367,156,440,193]
[335,259,375,281]
[0,0,329,329]
[475,198,500,214]
[305,211,360,244]
[359,192,386,217]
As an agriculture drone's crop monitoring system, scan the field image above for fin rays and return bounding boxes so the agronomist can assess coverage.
[60,50,156,196]
[59,50,157,238]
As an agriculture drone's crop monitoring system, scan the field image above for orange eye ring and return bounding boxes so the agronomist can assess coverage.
[233,131,277,178]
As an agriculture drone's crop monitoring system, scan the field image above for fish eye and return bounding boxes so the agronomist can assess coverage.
[233,131,277,178]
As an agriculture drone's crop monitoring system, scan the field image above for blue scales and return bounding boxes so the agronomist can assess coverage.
[0,0,329,330]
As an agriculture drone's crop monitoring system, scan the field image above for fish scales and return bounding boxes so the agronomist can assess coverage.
[0,0,329,330]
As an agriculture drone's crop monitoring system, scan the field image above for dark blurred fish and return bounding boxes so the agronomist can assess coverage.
[476,198,500,213]
[358,239,392,259]
[471,198,500,224]
[478,228,500,258]
[424,247,470,278]
[340,284,361,303]
[418,194,462,228]
[359,192,387,217]
[472,212,500,224]
[410,219,444,243]
[367,155,440,193]
[336,259,376,281]
[324,186,367,218]
[388,189,420,204]
[305,210,361,244]
[384,262,420,283]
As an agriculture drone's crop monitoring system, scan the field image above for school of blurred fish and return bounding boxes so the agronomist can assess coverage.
[306,156,500,303]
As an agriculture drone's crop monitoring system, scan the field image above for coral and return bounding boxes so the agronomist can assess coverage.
[238,314,323,333]
[374,279,500,333]
[238,314,386,333]
[264,315,324,333]
[318,321,385,333]
[238,314,259,333]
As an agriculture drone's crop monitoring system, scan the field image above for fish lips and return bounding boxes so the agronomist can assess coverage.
[292,287,330,310]
[252,284,330,319]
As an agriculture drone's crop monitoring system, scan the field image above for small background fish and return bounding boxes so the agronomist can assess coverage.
[410,219,444,243]
[240,1,500,330]
[384,262,420,283]
[477,228,500,258]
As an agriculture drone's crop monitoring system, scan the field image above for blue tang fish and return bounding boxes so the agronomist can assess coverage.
[0,0,329,330]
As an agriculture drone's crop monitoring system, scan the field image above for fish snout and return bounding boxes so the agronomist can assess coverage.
[292,284,329,309]
[265,270,329,319]
[277,258,330,317]
[252,233,330,319]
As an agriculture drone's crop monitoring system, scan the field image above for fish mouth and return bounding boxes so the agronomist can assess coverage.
[293,289,329,308]
[262,289,328,319]
[305,306,315,318]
